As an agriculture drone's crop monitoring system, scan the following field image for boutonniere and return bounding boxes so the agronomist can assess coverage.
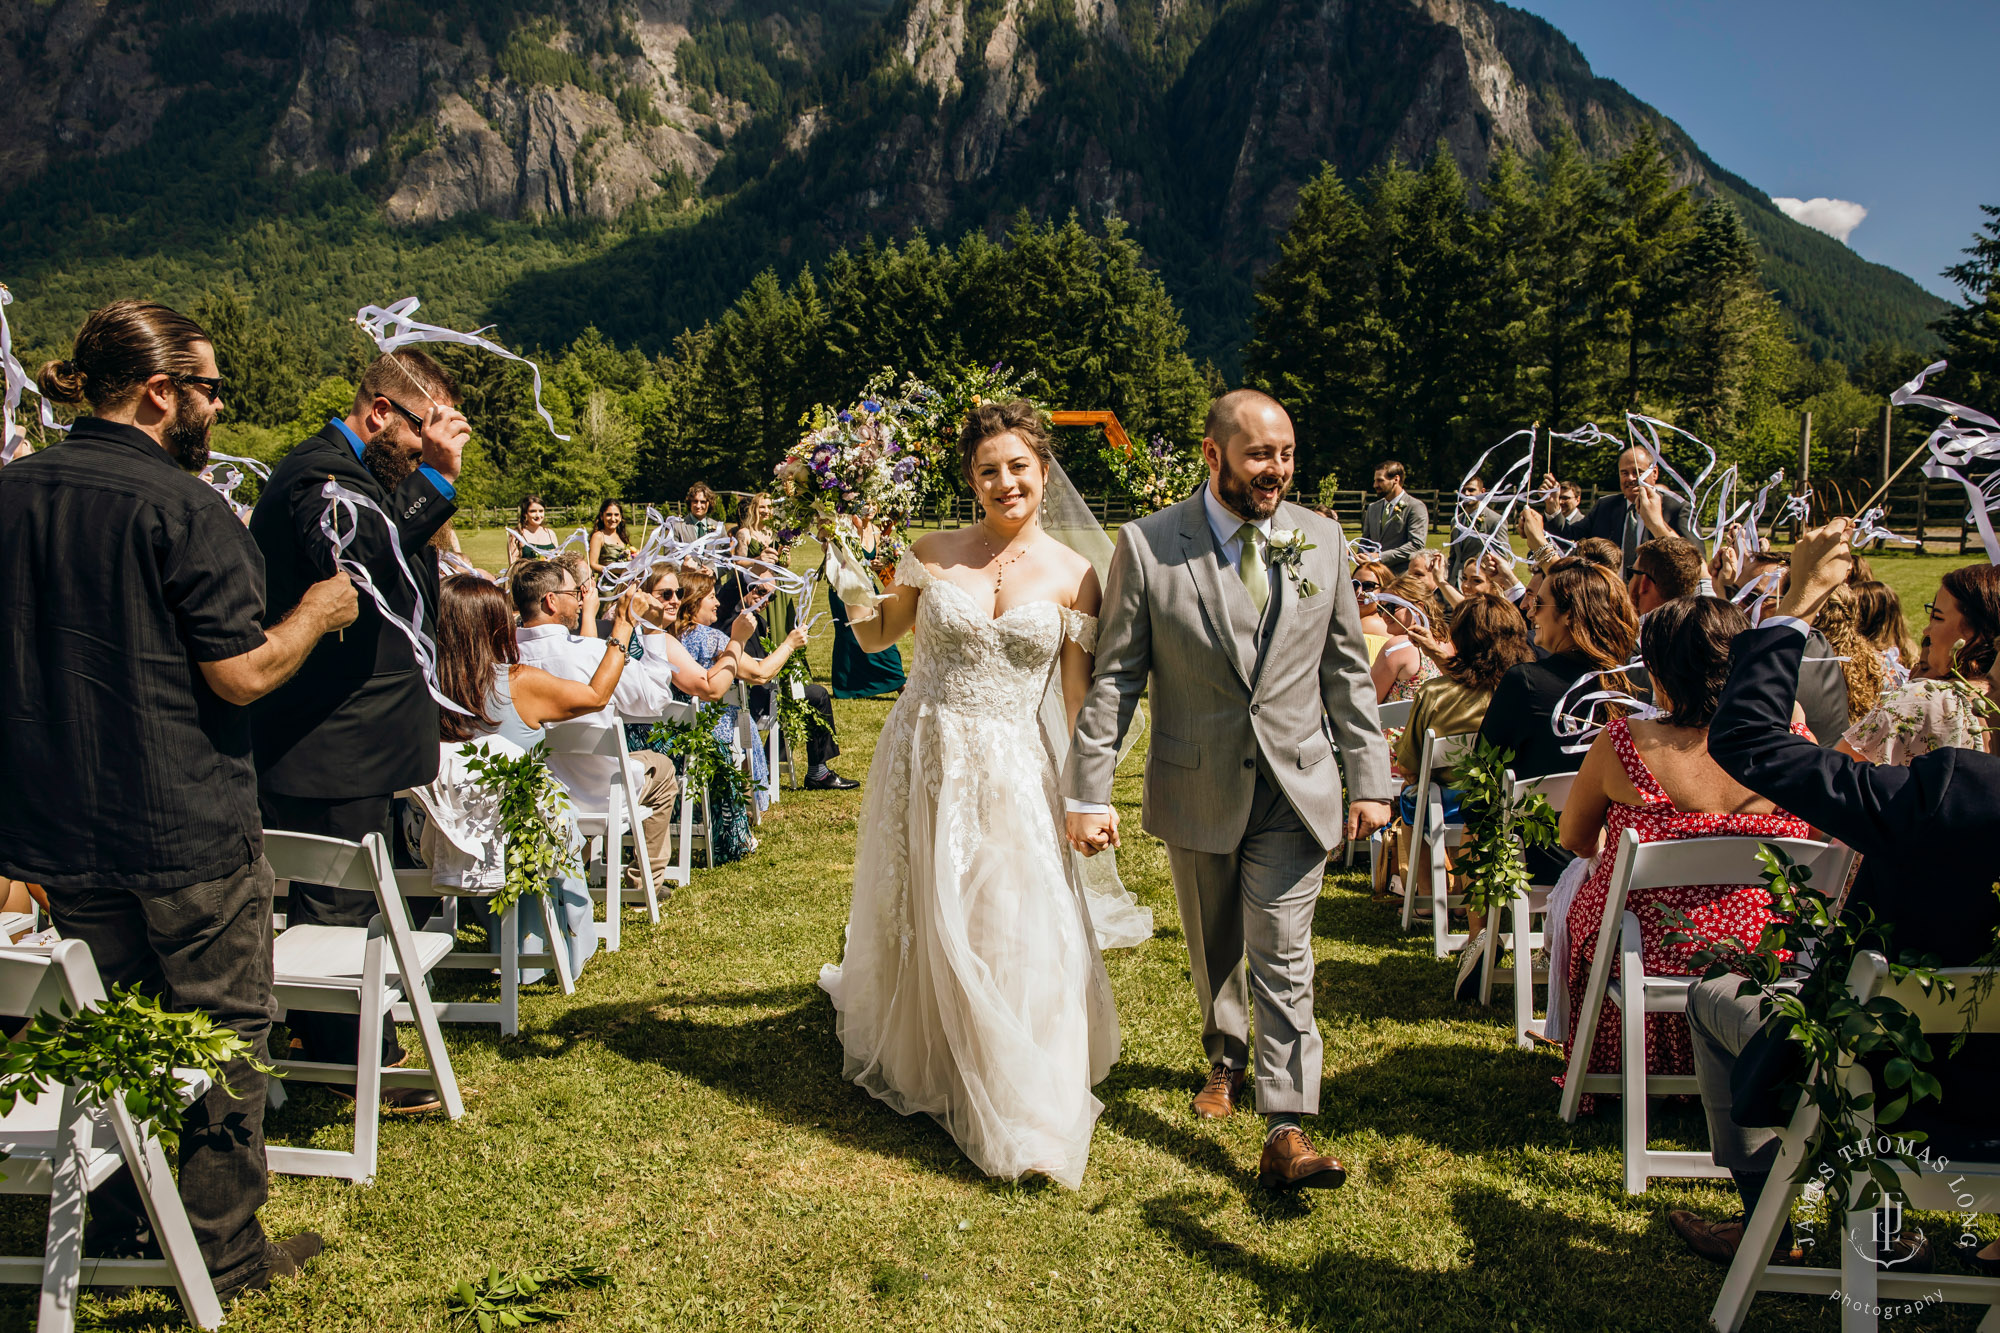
[1265,528,1319,597]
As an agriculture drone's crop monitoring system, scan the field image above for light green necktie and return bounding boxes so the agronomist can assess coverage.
[1236,522,1269,616]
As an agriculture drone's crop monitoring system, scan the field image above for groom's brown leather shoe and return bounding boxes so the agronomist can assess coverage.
[1191,1064,1246,1119]
[1257,1125,1347,1191]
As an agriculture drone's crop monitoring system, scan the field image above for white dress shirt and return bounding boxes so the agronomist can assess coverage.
[1067,485,1274,818]
[516,622,682,815]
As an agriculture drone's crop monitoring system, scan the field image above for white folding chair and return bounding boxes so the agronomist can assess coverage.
[1711,951,2000,1332]
[264,831,465,1184]
[398,873,575,1037]
[1347,698,1413,869]
[1399,728,1478,957]
[1558,829,1853,1194]
[1480,770,1578,1038]
[0,942,222,1331]
[544,718,661,953]
[626,701,705,881]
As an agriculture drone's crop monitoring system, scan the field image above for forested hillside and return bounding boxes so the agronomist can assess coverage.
[0,0,1945,380]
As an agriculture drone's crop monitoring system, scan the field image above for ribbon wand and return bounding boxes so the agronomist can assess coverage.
[1853,418,1954,516]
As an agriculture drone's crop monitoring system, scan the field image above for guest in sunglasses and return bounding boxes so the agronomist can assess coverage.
[1352,560,1395,663]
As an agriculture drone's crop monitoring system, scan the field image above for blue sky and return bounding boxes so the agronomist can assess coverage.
[1510,0,1998,299]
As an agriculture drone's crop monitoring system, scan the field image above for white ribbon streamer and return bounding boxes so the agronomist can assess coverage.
[1,284,69,464]
[1551,659,1657,754]
[1891,360,2000,565]
[354,297,568,440]
[318,479,472,715]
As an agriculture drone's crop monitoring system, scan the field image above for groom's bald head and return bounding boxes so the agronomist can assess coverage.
[1202,389,1295,520]
[1204,389,1289,450]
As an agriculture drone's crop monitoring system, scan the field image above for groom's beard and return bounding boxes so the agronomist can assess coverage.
[363,435,419,491]
[1218,455,1289,520]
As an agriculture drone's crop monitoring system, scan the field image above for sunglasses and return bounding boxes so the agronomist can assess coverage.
[174,373,226,402]
[378,396,427,432]
[1353,579,1382,594]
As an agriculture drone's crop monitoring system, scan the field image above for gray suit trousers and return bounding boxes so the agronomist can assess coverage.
[1687,973,1780,1173]
[1163,764,1325,1114]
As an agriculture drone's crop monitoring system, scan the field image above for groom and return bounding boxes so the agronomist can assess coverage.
[1064,389,1392,1191]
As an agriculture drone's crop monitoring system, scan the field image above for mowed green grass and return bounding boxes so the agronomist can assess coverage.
[11,525,1986,1331]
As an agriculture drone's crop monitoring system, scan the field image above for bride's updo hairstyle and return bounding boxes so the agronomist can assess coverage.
[37,299,211,413]
[958,399,1054,484]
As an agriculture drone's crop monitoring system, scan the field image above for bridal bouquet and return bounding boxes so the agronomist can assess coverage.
[773,377,930,621]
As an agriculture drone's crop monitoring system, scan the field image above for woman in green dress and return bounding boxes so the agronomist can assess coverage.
[587,498,632,582]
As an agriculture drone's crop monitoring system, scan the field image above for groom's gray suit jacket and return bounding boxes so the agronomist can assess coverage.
[1064,494,1392,853]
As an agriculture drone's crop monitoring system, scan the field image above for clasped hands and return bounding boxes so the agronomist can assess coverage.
[1065,799,1393,856]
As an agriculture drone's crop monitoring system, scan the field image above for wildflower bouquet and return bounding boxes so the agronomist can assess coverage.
[1104,432,1205,513]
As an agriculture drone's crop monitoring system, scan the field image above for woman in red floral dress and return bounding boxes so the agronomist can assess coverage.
[1555,597,1813,1111]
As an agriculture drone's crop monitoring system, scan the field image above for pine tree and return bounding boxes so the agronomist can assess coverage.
[1242,165,1380,474]
[1935,203,2000,403]
[1662,199,1778,438]
[1598,124,1698,411]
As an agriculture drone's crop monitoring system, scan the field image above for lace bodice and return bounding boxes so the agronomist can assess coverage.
[895,550,1096,719]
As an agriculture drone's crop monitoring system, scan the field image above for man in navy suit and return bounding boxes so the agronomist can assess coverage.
[1669,519,2000,1266]
[1582,445,1694,573]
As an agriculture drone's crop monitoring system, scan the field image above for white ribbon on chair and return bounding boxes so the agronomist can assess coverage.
[318,479,472,715]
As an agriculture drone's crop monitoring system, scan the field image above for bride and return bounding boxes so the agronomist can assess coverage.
[818,399,1142,1187]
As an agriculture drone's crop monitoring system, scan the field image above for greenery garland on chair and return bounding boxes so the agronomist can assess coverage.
[646,704,755,808]
[773,650,831,768]
[1451,738,1560,914]
[1664,844,1950,1220]
[462,741,582,916]
[0,989,275,1153]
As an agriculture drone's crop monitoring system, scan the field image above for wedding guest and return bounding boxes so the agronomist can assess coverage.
[1553,597,1810,1111]
[1370,573,1443,708]
[1813,584,1886,724]
[1544,477,1589,543]
[623,565,753,704]
[1673,521,2000,1265]
[1581,445,1695,573]
[430,573,638,975]
[1473,559,1636,885]
[1573,537,1622,571]
[1360,460,1428,574]
[669,565,767,861]
[1854,579,1918,664]
[733,492,777,560]
[827,513,908,699]
[1353,559,1395,658]
[1380,595,1534,899]
[509,494,559,564]
[250,346,469,1116]
[1840,563,2000,764]
[587,499,632,580]
[680,482,725,540]
[1447,477,1502,584]
[1,300,352,1296]
[1627,536,1704,616]
[719,597,857,791]
[513,559,684,898]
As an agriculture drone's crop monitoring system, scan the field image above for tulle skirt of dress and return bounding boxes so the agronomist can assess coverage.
[819,698,1120,1188]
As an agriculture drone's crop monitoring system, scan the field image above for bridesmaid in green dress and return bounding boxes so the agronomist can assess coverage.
[827,513,907,699]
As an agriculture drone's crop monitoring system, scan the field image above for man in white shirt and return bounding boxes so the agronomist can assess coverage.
[511,561,704,895]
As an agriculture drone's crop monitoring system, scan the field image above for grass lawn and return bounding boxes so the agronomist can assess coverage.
[19,522,1981,1330]
[13,668,1992,1330]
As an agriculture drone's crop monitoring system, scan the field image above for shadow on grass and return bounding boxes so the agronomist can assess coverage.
[537,983,995,1186]
[1138,1180,1727,1332]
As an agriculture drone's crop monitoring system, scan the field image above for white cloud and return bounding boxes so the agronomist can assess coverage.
[1771,196,1868,244]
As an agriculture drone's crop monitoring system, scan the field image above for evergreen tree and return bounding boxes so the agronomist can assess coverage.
[1661,199,1777,438]
[1598,125,1697,410]
[1935,203,2000,403]
[1242,165,1379,473]
[190,289,314,428]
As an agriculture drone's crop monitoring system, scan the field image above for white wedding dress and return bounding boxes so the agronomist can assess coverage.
[818,550,1124,1187]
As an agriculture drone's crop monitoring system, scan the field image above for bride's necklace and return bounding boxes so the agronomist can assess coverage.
[975,523,1037,590]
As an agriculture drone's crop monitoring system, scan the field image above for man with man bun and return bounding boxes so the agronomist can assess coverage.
[0,300,352,1298]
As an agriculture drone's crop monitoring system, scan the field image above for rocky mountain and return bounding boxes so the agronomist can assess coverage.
[0,0,1945,367]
